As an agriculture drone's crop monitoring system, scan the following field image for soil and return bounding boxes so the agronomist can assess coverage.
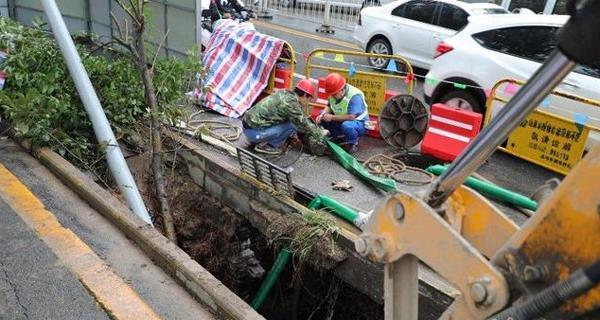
[124,145,385,319]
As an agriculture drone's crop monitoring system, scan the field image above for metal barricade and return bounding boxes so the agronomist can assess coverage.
[236,147,295,197]
[263,41,296,94]
[305,48,414,117]
[249,0,395,31]
[485,78,600,175]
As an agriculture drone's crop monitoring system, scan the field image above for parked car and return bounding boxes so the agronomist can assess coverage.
[353,0,508,69]
[424,14,600,148]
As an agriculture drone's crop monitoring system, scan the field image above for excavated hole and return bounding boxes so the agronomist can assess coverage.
[125,149,385,319]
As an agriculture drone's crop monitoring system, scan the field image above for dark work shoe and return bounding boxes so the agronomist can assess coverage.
[341,143,358,154]
[330,135,346,144]
[254,143,283,155]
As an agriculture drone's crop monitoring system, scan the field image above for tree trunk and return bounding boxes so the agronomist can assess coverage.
[133,26,177,243]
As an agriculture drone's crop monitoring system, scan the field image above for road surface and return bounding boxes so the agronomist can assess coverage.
[0,137,216,320]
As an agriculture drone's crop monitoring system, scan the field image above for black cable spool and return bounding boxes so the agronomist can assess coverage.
[378,94,429,149]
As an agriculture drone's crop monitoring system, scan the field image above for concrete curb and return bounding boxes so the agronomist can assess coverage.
[25,143,264,320]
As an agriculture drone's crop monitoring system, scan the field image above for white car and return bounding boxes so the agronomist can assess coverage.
[353,0,508,69]
[423,14,600,128]
[424,14,600,150]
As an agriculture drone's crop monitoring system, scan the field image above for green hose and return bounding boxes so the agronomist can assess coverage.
[426,165,538,211]
[251,248,292,310]
[326,140,397,192]
[307,194,359,223]
[252,196,366,310]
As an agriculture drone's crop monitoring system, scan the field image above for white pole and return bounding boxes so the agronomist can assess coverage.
[324,0,331,26]
[195,0,203,59]
[40,0,153,225]
[316,0,334,33]
[543,0,557,14]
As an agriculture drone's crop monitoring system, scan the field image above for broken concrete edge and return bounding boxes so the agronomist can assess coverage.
[167,131,459,308]
[20,142,264,320]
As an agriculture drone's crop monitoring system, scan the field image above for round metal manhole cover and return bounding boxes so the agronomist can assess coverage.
[379,95,429,148]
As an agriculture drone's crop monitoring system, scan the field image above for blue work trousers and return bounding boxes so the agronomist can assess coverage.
[243,121,296,147]
[322,120,366,145]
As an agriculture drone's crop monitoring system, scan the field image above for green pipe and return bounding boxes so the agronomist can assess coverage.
[307,196,322,210]
[251,248,292,310]
[426,165,538,211]
[308,195,359,223]
[252,197,364,310]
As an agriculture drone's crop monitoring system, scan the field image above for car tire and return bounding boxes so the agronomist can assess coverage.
[367,38,391,69]
[439,90,483,114]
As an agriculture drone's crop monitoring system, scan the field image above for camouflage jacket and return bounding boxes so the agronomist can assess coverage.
[243,90,325,142]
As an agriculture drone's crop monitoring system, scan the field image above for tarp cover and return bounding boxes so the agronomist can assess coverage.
[202,20,284,118]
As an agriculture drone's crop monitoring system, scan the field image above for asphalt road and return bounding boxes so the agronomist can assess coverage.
[0,138,215,320]
[0,198,110,320]
[252,18,426,99]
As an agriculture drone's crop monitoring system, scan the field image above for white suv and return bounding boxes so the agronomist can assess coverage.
[423,14,600,134]
[353,0,508,69]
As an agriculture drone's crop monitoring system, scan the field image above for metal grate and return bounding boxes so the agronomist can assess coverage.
[236,147,295,197]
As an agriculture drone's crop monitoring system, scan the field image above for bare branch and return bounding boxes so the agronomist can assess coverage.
[110,12,124,39]
[125,18,129,44]
[150,29,170,74]
[114,0,141,26]
[127,0,143,25]
[110,12,137,56]
[113,37,135,55]
[138,0,145,19]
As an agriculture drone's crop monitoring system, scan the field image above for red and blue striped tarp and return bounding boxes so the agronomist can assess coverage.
[202,20,284,118]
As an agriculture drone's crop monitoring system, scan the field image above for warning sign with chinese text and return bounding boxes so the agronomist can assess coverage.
[339,72,386,116]
[505,111,589,175]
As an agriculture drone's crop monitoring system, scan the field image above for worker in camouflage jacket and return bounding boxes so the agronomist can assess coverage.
[242,79,327,155]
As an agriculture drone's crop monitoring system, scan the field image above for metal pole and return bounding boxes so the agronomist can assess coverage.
[384,255,419,320]
[543,0,557,14]
[256,0,272,19]
[195,0,202,60]
[40,0,153,225]
[323,0,331,26]
[316,0,334,33]
[425,50,575,209]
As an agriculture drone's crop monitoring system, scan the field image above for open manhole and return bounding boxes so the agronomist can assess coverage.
[379,94,429,149]
[392,150,445,170]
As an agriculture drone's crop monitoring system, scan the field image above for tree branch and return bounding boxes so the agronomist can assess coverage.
[110,11,124,39]
[150,29,170,75]
[114,0,141,26]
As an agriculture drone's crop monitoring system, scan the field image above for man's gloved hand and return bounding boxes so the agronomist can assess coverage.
[315,113,323,124]
[307,138,329,156]
[289,133,302,147]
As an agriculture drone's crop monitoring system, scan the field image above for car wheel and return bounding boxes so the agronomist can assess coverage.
[439,90,482,114]
[367,38,391,69]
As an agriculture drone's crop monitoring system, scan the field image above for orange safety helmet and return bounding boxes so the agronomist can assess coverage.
[296,79,315,97]
[325,73,346,96]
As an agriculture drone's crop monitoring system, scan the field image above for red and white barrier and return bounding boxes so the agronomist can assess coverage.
[421,103,483,162]
[273,66,291,90]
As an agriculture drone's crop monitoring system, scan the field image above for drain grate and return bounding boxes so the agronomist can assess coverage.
[236,147,294,197]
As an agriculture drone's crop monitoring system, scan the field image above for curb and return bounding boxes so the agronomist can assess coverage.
[25,143,264,320]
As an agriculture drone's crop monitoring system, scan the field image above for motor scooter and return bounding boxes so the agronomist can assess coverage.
[199,0,255,50]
